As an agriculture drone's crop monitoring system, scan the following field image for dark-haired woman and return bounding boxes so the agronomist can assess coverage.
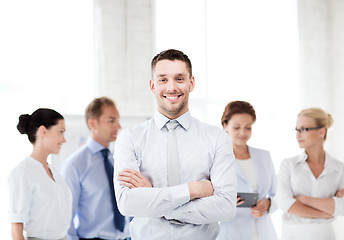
[217,101,278,240]
[8,108,72,240]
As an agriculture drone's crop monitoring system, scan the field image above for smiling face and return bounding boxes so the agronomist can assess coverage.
[296,115,325,150]
[150,60,195,119]
[223,113,254,147]
[43,119,66,154]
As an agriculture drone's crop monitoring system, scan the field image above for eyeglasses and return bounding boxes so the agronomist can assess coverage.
[295,127,322,133]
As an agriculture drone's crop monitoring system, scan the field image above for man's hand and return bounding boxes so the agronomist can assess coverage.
[118,169,152,188]
[188,180,214,200]
[251,198,270,218]
[336,189,344,198]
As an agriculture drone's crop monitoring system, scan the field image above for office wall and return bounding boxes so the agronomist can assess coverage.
[93,0,344,160]
[298,0,344,237]
[93,0,344,162]
[330,0,344,161]
[93,0,155,120]
[298,0,344,161]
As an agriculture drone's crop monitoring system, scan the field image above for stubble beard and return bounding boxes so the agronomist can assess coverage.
[158,96,189,118]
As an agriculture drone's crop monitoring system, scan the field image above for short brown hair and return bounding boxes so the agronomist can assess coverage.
[85,97,116,128]
[221,101,256,127]
[151,49,192,77]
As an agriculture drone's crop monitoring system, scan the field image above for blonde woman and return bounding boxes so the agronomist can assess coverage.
[8,108,72,240]
[276,108,344,240]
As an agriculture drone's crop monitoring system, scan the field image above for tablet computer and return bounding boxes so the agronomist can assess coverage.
[237,192,259,208]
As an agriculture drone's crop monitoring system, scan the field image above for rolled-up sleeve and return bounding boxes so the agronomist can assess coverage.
[8,168,31,223]
[333,168,344,216]
[333,197,344,216]
[275,159,296,212]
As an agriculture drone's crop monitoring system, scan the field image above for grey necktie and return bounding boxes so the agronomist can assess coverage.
[166,120,180,186]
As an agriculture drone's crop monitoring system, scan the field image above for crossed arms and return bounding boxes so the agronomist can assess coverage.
[118,169,214,201]
[113,130,237,225]
[277,159,344,219]
[289,190,344,218]
[115,168,236,224]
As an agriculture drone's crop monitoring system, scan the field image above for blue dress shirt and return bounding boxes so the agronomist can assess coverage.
[114,111,237,240]
[61,137,130,240]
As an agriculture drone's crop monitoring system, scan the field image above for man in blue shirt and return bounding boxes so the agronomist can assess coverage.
[61,97,130,240]
[114,49,237,239]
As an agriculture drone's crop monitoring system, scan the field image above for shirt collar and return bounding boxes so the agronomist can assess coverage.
[296,150,339,172]
[295,151,308,164]
[154,110,191,131]
[86,137,110,154]
[324,152,340,171]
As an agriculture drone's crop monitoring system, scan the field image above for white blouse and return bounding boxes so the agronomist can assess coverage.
[8,156,72,239]
[275,151,344,225]
[237,158,258,192]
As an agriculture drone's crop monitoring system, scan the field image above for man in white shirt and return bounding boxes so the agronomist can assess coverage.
[114,49,237,239]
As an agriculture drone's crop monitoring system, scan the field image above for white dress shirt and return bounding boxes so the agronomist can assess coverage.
[8,156,72,239]
[114,111,237,240]
[275,151,344,239]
